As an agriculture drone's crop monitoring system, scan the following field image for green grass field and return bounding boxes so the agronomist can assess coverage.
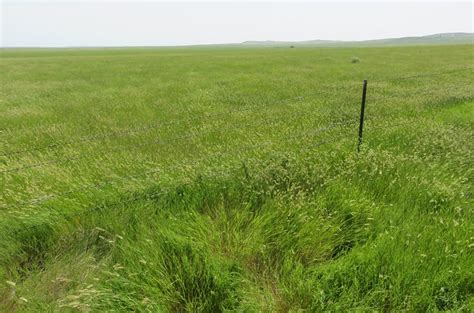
[1,44,473,311]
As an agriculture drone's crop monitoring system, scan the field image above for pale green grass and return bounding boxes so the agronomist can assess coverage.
[0,45,473,311]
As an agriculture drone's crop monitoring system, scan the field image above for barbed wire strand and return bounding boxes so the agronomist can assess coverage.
[367,85,474,102]
[0,83,360,140]
[0,88,361,159]
[1,67,471,137]
[368,83,474,102]
[4,81,472,161]
[0,107,359,174]
[2,66,472,158]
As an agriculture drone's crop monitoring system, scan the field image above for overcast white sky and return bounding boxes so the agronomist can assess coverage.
[1,0,473,47]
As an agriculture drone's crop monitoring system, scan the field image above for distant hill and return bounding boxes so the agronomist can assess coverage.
[233,33,474,47]
[241,39,342,46]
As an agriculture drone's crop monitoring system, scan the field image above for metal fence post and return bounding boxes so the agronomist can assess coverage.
[357,79,368,153]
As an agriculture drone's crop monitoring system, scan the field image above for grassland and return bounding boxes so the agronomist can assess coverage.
[0,44,473,311]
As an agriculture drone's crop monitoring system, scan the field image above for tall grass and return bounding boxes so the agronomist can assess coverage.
[1,44,473,311]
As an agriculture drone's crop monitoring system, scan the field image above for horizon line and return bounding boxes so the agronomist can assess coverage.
[1,31,472,49]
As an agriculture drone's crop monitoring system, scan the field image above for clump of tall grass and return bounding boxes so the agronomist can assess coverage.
[8,153,372,310]
[351,56,360,63]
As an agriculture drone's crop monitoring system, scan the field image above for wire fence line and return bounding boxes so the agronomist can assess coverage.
[0,65,471,137]
[2,79,472,161]
[1,67,471,166]
[0,108,357,174]
[368,83,474,102]
[6,64,470,140]
[0,83,359,140]
[356,85,474,124]
[0,88,360,159]
[0,106,449,212]
[2,66,473,236]
[366,118,429,132]
[0,71,470,173]
[1,120,356,211]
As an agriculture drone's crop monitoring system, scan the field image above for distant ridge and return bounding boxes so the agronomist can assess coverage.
[1,33,472,49]
[241,39,341,45]
[234,33,474,47]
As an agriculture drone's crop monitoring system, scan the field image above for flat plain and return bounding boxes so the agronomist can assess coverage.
[0,44,473,311]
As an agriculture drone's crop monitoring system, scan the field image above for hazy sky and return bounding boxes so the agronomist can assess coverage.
[1,0,473,47]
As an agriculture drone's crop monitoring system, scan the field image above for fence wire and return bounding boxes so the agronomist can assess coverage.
[0,83,359,142]
[0,108,356,174]
[1,66,473,236]
[1,89,361,160]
